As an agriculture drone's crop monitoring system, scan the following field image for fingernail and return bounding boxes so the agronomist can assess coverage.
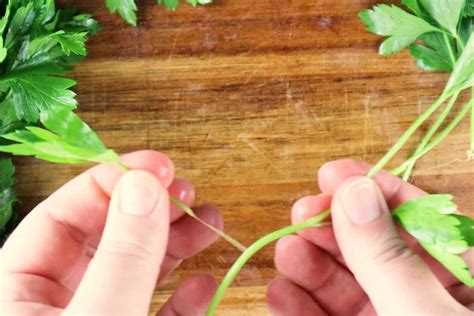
[342,178,386,225]
[119,171,162,216]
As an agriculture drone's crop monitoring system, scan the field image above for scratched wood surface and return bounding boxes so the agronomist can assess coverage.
[13,0,474,315]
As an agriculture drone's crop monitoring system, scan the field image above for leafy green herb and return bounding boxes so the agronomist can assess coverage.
[393,195,474,287]
[0,109,120,164]
[361,0,473,71]
[0,0,100,122]
[105,0,138,26]
[0,158,17,239]
[106,0,212,26]
[360,1,474,180]
[465,0,474,17]
[419,0,465,36]
[0,0,99,241]
[360,1,474,288]
[409,33,454,72]
[0,109,246,251]
[359,4,440,55]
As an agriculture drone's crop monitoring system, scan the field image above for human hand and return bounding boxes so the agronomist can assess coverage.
[1,150,221,316]
[267,159,474,315]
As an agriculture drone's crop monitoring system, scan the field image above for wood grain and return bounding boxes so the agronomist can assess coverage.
[13,0,474,314]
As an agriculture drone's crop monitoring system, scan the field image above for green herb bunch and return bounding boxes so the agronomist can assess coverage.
[106,0,212,26]
[0,0,100,239]
[359,0,474,179]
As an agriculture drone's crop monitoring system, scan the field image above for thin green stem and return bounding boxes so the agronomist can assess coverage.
[117,161,129,172]
[470,88,474,157]
[170,196,247,252]
[367,93,449,178]
[116,162,247,252]
[401,92,460,181]
[443,33,457,66]
[392,98,474,176]
[206,210,332,316]
[457,35,466,51]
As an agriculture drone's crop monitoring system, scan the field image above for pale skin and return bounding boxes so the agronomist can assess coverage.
[1,152,473,315]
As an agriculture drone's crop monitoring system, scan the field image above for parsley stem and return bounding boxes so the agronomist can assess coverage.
[206,210,332,316]
[392,98,474,176]
[443,33,457,66]
[455,33,466,51]
[401,92,460,181]
[470,88,474,157]
[368,93,450,178]
[169,196,247,252]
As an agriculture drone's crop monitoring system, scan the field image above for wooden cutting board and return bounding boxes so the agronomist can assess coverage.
[14,0,473,314]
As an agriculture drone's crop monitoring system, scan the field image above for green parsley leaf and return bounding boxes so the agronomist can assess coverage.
[465,0,474,17]
[105,0,138,26]
[4,2,36,51]
[0,109,120,165]
[157,0,180,10]
[27,30,88,57]
[419,0,465,36]
[421,243,474,288]
[453,215,474,246]
[106,0,212,25]
[0,0,11,63]
[0,0,99,123]
[56,8,101,35]
[409,33,454,71]
[0,158,17,237]
[2,70,77,122]
[393,194,474,287]
[359,4,440,55]
[401,0,424,17]
[158,0,211,10]
[0,98,26,136]
[187,0,212,6]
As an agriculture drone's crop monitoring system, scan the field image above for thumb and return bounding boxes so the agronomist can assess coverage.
[331,177,463,315]
[66,170,170,315]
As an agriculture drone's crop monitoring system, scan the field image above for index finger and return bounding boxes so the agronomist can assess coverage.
[1,150,174,286]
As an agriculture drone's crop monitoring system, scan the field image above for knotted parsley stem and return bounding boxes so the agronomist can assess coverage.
[206,210,331,316]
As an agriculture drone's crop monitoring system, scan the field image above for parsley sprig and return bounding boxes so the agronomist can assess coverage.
[0,0,99,238]
[0,108,247,251]
[106,0,212,26]
[0,0,99,124]
[360,0,474,180]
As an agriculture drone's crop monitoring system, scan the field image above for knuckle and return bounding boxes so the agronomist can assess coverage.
[371,236,416,267]
[96,239,157,262]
